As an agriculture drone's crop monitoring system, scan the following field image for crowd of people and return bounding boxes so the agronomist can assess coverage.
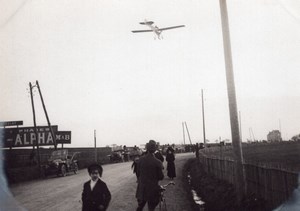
[81,140,176,211]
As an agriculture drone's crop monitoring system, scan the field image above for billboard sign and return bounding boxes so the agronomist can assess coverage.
[2,126,58,148]
[56,131,71,144]
[0,121,23,127]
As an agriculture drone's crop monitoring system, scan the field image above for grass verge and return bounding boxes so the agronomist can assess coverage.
[183,158,268,211]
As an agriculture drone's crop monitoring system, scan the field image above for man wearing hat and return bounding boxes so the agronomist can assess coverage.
[135,140,164,211]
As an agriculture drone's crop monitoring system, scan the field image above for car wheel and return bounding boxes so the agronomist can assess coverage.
[61,165,67,177]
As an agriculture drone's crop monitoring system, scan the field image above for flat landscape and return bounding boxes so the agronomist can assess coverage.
[203,141,300,171]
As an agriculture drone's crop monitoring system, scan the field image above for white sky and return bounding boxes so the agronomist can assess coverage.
[0,0,300,147]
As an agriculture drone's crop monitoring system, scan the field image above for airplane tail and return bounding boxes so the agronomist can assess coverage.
[140,20,154,25]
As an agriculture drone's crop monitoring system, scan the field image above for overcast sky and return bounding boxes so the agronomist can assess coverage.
[1,0,300,147]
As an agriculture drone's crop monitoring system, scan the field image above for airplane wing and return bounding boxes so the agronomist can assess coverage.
[131,30,153,33]
[159,25,185,31]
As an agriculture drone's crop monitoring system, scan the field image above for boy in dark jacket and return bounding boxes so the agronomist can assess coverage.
[82,164,111,211]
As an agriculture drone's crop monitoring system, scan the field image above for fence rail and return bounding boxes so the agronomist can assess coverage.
[199,155,299,209]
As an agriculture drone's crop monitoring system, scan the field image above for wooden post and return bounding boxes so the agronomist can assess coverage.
[94,130,97,162]
[184,122,192,145]
[239,111,242,142]
[29,82,41,175]
[279,119,282,140]
[219,0,245,201]
[182,122,186,145]
[36,81,57,150]
[201,89,207,148]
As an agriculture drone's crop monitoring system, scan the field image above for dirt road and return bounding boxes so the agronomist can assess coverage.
[9,152,195,211]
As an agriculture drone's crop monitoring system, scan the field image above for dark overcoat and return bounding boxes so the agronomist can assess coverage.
[166,153,176,178]
[82,179,111,211]
[136,153,164,201]
[154,151,164,163]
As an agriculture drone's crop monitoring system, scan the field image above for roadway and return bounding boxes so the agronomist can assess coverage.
[9,152,195,211]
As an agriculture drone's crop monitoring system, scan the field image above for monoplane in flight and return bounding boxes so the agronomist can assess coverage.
[132,19,185,39]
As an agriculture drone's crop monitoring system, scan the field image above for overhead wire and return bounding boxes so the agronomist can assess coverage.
[277,0,300,25]
[0,0,30,30]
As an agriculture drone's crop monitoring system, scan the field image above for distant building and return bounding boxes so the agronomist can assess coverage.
[267,130,282,142]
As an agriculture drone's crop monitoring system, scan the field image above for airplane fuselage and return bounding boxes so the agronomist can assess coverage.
[132,20,185,40]
[147,24,161,36]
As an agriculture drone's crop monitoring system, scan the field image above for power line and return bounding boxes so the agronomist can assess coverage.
[0,0,30,30]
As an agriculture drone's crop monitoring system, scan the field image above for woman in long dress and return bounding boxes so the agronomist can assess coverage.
[166,147,176,180]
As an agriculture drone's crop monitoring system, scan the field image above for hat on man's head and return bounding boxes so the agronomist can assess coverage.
[146,140,157,153]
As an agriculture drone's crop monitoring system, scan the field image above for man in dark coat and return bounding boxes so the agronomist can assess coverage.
[136,140,164,211]
[82,164,111,211]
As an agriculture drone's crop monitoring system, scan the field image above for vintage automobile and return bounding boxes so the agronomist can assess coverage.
[107,150,123,163]
[43,149,79,177]
[129,147,143,160]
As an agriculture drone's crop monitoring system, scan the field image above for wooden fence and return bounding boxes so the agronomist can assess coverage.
[199,155,299,209]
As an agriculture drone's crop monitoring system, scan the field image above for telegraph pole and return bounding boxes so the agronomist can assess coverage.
[182,122,186,145]
[239,111,242,142]
[219,0,245,201]
[184,122,192,145]
[279,119,282,140]
[201,89,206,148]
[29,82,41,175]
[36,81,57,150]
[94,130,97,162]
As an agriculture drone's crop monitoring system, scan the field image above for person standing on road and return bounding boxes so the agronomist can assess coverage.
[82,163,111,211]
[136,140,164,211]
[154,149,164,163]
[166,146,176,180]
[195,143,199,158]
[131,156,140,180]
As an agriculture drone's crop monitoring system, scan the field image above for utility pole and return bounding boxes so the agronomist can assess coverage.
[182,122,186,145]
[201,89,206,148]
[250,128,255,142]
[239,111,242,142]
[29,82,41,176]
[36,81,57,150]
[94,130,97,162]
[219,0,245,201]
[184,122,192,145]
[279,119,282,140]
